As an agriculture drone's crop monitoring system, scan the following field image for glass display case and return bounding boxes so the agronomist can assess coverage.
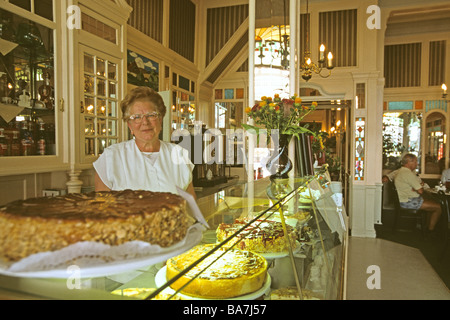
[0,168,348,300]
[0,7,56,157]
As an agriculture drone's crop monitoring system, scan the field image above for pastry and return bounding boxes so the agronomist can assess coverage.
[166,244,268,299]
[0,190,190,261]
[216,218,297,253]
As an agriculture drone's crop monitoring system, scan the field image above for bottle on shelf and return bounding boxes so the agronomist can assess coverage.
[0,128,7,156]
[29,120,36,155]
[37,123,46,155]
[10,130,21,156]
[20,121,33,156]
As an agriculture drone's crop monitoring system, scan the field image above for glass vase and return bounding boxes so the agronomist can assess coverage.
[265,133,293,180]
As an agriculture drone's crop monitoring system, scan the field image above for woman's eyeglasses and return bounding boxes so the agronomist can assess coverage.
[127,112,160,124]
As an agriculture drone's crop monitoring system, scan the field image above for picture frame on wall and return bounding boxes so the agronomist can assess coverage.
[127,50,159,91]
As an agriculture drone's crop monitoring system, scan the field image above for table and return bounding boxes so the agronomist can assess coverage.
[425,189,450,257]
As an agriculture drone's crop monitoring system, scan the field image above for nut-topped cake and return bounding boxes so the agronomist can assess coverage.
[216,218,297,253]
[0,190,190,261]
[166,244,268,299]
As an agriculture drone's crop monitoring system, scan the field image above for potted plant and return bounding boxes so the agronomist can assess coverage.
[325,155,342,181]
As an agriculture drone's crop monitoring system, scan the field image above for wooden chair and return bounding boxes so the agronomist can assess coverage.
[388,181,427,234]
[381,181,398,230]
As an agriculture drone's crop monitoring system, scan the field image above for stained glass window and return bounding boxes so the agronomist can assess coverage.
[355,117,365,181]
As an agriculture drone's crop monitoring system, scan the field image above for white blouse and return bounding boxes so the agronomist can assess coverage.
[93,139,194,195]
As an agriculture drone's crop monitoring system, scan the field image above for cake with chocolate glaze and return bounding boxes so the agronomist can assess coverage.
[0,190,190,261]
[216,219,297,253]
[166,244,268,299]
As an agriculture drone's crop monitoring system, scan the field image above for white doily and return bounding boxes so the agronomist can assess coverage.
[1,223,204,277]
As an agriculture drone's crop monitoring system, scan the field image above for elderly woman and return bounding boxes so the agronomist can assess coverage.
[93,86,196,199]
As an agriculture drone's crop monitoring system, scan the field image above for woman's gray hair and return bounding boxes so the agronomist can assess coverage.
[401,153,417,166]
[120,86,166,120]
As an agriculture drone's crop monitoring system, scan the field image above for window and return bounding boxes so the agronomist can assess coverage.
[319,9,357,67]
[424,112,446,174]
[355,118,365,181]
[355,83,365,109]
[384,43,421,88]
[9,0,53,21]
[382,112,422,171]
[215,103,227,129]
[82,52,119,156]
[82,13,117,44]
[429,40,446,87]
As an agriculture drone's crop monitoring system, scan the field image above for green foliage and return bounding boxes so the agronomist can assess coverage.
[243,94,318,142]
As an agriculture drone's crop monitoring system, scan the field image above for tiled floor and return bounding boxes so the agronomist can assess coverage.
[346,237,450,300]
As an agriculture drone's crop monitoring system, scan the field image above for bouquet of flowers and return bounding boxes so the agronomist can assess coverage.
[243,94,318,142]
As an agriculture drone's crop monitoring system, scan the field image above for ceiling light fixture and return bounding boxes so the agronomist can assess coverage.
[300,0,334,81]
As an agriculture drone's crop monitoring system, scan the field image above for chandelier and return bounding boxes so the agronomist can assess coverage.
[255,27,290,70]
[300,0,334,81]
[442,83,447,99]
[254,25,291,99]
[254,0,291,70]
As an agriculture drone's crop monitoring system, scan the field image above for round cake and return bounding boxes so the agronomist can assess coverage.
[0,190,190,261]
[216,218,297,253]
[166,244,268,299]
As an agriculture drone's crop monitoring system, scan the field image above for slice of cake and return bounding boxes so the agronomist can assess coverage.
[216,218,297,253]
[0,190,190,261]
[166,244,268,299]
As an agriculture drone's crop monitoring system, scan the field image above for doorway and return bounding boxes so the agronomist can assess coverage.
[302,99,352,209]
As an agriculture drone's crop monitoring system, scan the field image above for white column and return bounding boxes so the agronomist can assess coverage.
[289,0,297,179]
[247,0,256,215]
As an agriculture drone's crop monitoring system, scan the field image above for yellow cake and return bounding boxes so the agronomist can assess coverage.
[0,190,190,261]
[166,244,268,299]
[216,219,297,253]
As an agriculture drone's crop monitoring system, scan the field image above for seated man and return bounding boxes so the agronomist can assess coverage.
[395,153,442,233]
